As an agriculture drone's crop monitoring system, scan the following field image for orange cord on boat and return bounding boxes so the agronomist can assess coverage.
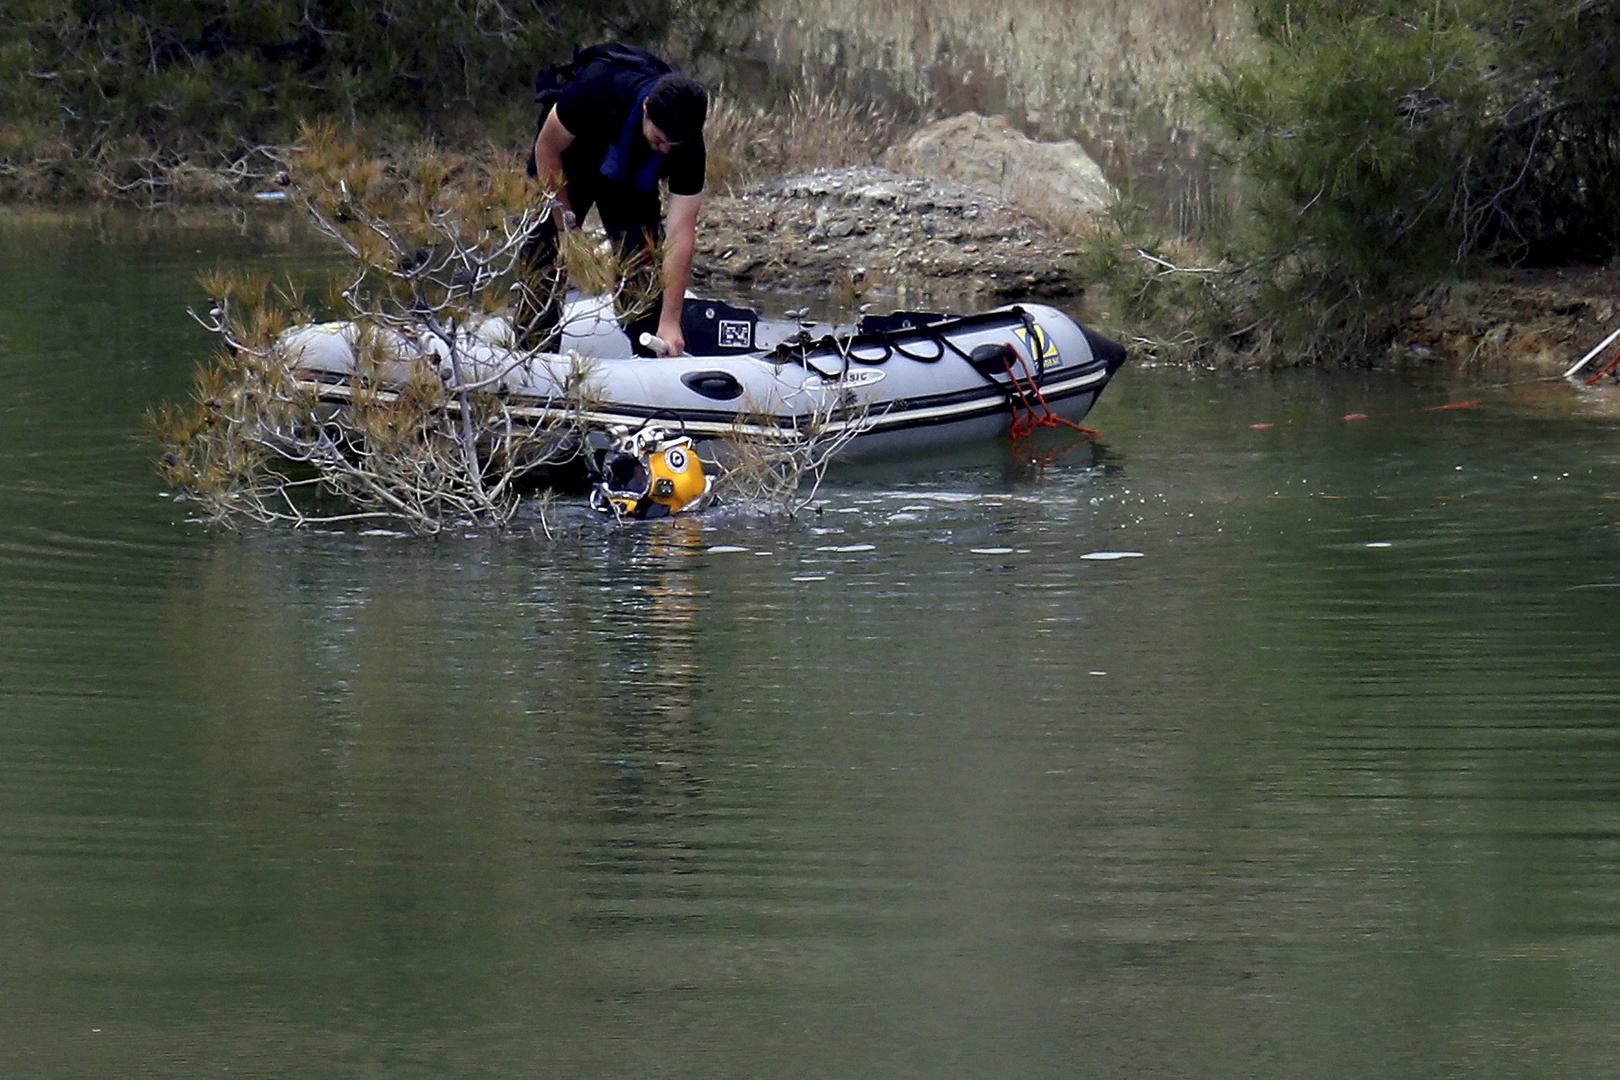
[999,341,1101,440]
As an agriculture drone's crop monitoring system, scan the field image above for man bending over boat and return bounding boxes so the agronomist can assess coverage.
[518,43,708,357]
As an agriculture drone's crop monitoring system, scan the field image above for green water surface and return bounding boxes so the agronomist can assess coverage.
[4,212,1620,1078]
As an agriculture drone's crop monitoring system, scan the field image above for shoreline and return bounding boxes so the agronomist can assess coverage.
[9,163,1613,378]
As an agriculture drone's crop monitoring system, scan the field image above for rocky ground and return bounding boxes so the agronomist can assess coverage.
[690,165,1086,305]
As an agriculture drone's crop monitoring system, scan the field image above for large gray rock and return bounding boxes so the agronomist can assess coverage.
[884,113,1115,221]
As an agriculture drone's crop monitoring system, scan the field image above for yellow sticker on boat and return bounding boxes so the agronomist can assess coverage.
[1014,323,1061,371]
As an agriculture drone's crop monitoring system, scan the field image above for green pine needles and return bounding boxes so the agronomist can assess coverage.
[0,1,757,195]
[1094,0,1620,365]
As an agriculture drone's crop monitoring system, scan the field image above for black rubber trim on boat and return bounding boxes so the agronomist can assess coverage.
[680,370,745,401]
[1081,324,1128,374]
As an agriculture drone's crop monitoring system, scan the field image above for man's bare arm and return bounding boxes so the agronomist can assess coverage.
[532,108,577,225]
[657,191,703,355]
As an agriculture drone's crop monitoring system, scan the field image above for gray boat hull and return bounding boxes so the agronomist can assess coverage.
[283,296,1127,461]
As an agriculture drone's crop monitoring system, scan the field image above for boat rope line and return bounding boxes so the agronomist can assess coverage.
[919,306,1103,441]
[996,339,1101,440]
[1002,307,1101,440]
[1246,373,1573,431]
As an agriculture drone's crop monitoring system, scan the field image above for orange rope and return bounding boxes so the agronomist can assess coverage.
[1247,373,1584,432]
[1000,341,1100,440]
[1584,348,1620,385]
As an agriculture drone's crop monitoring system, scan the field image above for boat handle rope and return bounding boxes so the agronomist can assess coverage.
[767,311,1002,379]
[950,309,1098,440]
[995,341,1099,440]
[767,334,940,380]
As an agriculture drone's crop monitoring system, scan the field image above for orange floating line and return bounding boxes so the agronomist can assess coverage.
[1247,376,1569,435]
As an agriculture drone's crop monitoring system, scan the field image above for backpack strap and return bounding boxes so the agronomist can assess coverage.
[527,42,675,179]
[532,42,670,107]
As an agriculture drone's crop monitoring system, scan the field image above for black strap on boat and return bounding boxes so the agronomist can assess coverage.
[766,307,1034,382]
[922,305,1045,395]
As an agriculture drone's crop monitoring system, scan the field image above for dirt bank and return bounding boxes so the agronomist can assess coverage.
[1391,267,1620,377]
[691,166,1087,305]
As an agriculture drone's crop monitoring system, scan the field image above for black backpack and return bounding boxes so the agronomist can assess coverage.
[527,42,672,177]
[533,41,670,114]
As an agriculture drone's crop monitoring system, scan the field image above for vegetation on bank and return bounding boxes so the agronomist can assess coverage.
[1090,0,1620,366]
[11,1,1618,372]
[0,0,758,199]
[0,0,898,203]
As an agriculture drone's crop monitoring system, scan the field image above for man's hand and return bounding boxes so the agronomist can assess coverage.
[655,315,686,357]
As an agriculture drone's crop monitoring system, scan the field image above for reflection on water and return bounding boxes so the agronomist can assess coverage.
[5,217,1620,1076]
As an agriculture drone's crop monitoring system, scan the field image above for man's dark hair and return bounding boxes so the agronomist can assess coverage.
[645,74,708,145]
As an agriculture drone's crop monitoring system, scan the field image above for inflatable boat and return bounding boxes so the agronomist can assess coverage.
[283,294,1127,461]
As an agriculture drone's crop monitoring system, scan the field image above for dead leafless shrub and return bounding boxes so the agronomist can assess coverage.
[149,121,612,534]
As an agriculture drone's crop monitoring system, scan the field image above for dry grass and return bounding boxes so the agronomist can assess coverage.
[6,81,903,206]
[704,83,905,192]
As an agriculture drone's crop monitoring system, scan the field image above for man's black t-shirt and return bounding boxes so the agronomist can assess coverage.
[554,64,706,197]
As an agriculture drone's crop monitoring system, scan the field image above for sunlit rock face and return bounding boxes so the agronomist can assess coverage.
[883,112,1115,222]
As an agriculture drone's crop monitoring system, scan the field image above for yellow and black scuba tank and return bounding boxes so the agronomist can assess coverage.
[589,426,713,520]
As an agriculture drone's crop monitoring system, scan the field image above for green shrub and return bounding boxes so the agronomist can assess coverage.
[0,1,756,160]
[1187,0,1620,358]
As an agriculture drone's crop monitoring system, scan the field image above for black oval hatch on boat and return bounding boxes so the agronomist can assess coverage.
[969,342,1017,376]
[681,370,745,401]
